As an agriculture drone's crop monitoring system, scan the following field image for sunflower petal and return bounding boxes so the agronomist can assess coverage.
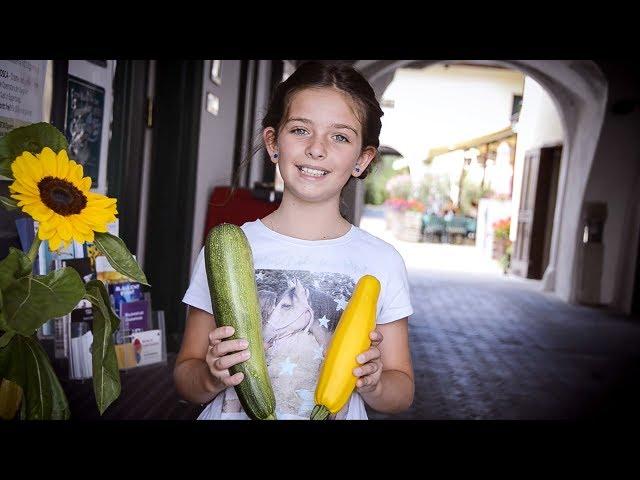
[31,205,54,223]
[48,234,62,251]
[11,174,31,196]
[10,157,27,179]
[73,163,86,186]
[9,180,39,197]
[12,161,40,191]
[22,204,38,217]
[55,150,70,179]
[57,149,70,163]
[87,199,118,210]
[37,226,56,240]
[66,160,81,184]
[23,155,44,183]
[79,176,92,191]
[68,222,86,244]
[43,214,63,230]
[40,147,58,177]
[57,216,72,242]
[87,222,108,233]
[14,195,41,207]
[12,152,37,178]
[69,215,92,235]
[81,206,114,218]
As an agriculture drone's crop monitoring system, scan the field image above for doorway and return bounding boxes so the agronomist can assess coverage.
[511,144,562,280]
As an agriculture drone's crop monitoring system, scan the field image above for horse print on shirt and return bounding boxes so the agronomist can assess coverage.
[222,269,356,419]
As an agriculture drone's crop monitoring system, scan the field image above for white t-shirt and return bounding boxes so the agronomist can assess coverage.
[182,218,413,420]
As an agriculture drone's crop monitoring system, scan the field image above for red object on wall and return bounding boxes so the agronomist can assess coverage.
[203,186,280,243]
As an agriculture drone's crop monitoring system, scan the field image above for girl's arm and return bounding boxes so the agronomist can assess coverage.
[173,306,226,405]
[358,317,415,414]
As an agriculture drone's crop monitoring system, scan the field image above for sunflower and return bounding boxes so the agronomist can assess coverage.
[8,147,118,251]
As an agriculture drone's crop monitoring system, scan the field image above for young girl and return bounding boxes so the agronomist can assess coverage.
[174,61,414,420]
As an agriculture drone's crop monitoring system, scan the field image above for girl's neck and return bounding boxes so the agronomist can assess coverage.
[261,192,352,241]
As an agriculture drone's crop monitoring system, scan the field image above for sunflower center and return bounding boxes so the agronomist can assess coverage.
[38,176,87,215]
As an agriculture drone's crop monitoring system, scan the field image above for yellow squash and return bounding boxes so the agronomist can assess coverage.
[0,379,23,420]
[310,274,381,420]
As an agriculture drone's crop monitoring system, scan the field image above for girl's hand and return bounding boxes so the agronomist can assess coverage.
[206,326,251,388]
[353,329,384,394]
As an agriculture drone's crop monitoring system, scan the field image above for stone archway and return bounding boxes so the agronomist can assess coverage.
[350,60,608,306]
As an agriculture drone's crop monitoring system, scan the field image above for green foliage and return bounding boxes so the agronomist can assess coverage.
[460,178,493,217]
[84,280,121,414]
[0,122,68,179]
[93,232,150,286]
[415,173,452,208]
[0,196,19,211]
[4,267,85,336]
[0,121,147,420]
[385,174,413,200]
[0,334,70,419]
[364,154,409,205]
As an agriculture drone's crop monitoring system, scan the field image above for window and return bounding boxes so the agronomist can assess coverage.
[511,95,523,121]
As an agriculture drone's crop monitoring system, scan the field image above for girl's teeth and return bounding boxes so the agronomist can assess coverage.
[300,167,326,176]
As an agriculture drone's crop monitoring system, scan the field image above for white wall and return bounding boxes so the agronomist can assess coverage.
[477,198,513,258]
[189,60,242,272]
[584,61,640,312]
[380,64,524,184]
[509,77,564,242]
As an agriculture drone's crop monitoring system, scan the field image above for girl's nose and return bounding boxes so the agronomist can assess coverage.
[305,139,326,159]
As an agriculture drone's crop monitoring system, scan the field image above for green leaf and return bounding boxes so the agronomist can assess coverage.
[0,331,15,348]
[0,288,7,333]
[0,248,31,333]
[0,195,20,211]
[0,334,70,420]
[0,122,68,179]
[93,232,150,286]
[4,267,85,336]
[0,247,33,291]
[84,280,120,332]
[85,280,121,414]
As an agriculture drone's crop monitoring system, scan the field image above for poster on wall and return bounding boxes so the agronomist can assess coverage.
[0,60,47,137]
[65,75,105,187]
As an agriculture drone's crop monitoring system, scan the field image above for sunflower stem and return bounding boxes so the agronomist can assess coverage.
[26,234,42,266]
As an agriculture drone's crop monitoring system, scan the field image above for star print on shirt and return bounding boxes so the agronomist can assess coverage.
[295,389,315,416]
[279,357,297,376]
[318,315,330,329]
[312,344,324,360]
[255,271,265,281]
[334,296,348,312]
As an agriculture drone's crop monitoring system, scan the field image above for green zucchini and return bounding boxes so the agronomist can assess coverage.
[204,223,276,420]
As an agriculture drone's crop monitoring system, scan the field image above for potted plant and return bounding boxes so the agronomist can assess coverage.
[492,217,512,261]
[383,174,413,231]
[0,122,149,420]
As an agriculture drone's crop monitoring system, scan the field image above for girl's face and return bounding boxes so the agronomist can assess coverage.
[264,87,376,204]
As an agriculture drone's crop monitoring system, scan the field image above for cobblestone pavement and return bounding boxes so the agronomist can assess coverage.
[360,206,640,419]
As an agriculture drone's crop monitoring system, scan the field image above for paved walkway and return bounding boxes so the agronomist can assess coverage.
[360,205,640,419]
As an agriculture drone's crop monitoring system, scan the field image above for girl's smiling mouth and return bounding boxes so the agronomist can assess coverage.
[296,165,331,178]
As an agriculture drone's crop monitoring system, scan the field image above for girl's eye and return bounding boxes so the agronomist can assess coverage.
[291,128,307,135]
[334,134,350,143]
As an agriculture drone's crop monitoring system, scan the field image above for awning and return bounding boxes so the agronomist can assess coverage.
[426,126,516,159]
